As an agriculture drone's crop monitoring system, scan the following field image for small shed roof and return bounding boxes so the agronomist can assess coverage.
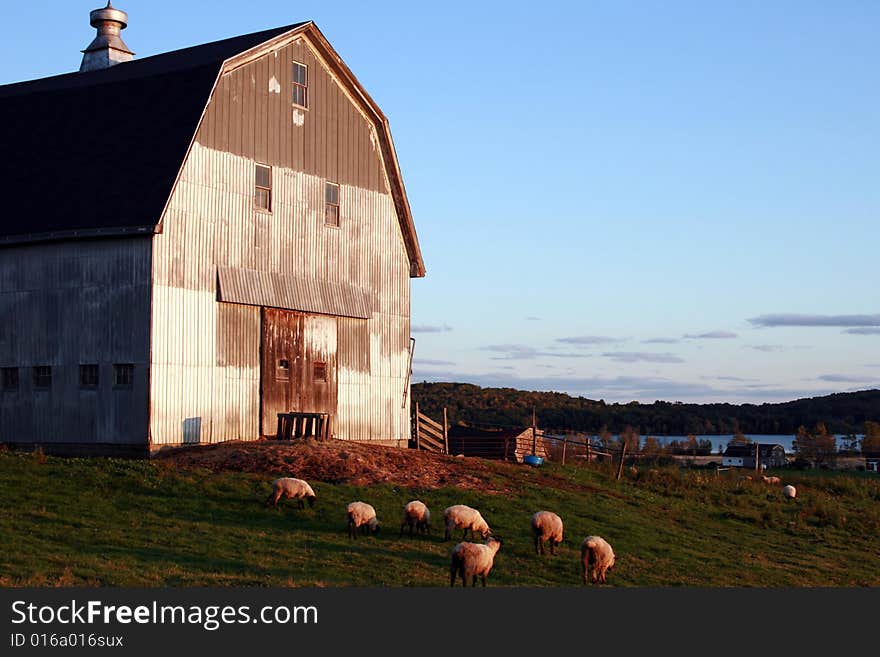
[723,443,784,457]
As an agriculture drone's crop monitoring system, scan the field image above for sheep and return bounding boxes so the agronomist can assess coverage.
[762,475,781,485]
[400,500,431,537]
[449,536,503,587]
[531,510,564,556]
[581,535,615,585]
[443,504,491,541]
[265,477,316,509]
[346,501,380,539]
[782,484,797,500]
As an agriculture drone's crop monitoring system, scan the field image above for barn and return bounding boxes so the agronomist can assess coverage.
[0,5,425,456]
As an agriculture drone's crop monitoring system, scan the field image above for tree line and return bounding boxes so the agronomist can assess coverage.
[411,382,880,447]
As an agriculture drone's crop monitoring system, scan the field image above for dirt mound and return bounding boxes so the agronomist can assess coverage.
[154,439,513,492]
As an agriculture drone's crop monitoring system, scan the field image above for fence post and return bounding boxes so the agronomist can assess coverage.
[561,438,567,466]
[532,408,537,456]
[616,442,628,481]
[443,407,449,455]
[587,439,592,466]
[415,402,421,451]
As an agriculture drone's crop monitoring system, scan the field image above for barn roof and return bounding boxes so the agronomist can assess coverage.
[0,22,425,277]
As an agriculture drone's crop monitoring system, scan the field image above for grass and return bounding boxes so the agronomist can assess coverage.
[1,450,878,587]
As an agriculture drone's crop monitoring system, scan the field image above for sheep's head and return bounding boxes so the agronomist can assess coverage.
[306,495,316,508]
[486,536,503,552]
[367,518,380,534]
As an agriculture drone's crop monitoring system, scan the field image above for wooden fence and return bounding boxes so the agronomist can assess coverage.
[413,403,448,454]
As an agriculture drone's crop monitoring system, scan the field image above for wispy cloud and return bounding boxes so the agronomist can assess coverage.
[525,316,542,321]
[601,352,685,364]
[844,327,880,335]
[816,374,879,384]
[555,335,619,346]
[683,330,738,339]
[414,359,456,366]
[748,313,880,328]
[744,344,785,353]
[481,344,592,360]
[715,375,758,382]
[642,337,679,344]
[412,324,453,333]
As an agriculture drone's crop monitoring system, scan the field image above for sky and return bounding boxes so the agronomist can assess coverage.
[2,1,877,405]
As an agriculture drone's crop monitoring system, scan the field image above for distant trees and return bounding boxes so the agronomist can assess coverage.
[727,432,752,447]
[792,422,838,468]
[862,421,880,454]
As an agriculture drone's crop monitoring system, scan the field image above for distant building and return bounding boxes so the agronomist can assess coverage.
[863,451,880,473]
[722,443,787,469]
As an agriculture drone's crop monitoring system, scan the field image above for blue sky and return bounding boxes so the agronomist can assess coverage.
[3,1,877,404]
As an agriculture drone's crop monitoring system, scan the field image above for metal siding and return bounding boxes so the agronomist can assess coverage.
[0,239,151,445]
[150,40,412,444]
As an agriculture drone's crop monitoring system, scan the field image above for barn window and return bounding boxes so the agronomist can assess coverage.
[255,164,272,211]
[276,359,291,381]
[79,364,99,388]
[113,364,134,387]
[313,361,327,382]
[2,367,18,391]
[32,366,52,389]
[325,182,340,227]
[292,61,308,108]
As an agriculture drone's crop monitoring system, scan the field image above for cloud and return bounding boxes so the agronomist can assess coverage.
[816,374,879,384]
[481,344,592,360]
[555,336,619,346]
[683,331,738,339]
[844,327,880,335]
[411,324,453,333]
[642,337,679,344]
[748,313,880,328]
[414,359,456,366]
[601,352,685,364]
[715,375,758,382]
[744,344,785,353]
[525,316,542,321]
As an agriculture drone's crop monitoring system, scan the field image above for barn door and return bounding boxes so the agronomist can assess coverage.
[260,308,337,437]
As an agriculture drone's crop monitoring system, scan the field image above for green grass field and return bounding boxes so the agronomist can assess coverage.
[1,450,878,587]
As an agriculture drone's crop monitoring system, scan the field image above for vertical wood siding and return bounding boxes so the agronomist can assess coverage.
[150,36,412,445]
[0,238,151,445]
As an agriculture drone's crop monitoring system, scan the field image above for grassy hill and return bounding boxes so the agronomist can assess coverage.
[1,442,878,587]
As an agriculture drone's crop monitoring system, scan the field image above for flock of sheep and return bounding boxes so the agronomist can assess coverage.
[265,476,616,587]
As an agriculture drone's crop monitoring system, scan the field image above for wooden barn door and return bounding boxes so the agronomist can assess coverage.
[261,308,337,437]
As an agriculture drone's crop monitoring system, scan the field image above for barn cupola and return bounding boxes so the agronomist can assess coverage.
[80,2,134,72]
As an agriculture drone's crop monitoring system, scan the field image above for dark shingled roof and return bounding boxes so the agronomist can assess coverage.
[0,23,304,242]
[723,443,785,457]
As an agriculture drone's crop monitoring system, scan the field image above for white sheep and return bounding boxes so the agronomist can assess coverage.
[531,510,564,556]
[762,475,781,485]
[443,504,491,541]
[265,477,316,509]
[782,484,797,500]
[581,535,615,585]
[400,500,431,537]
[449,536,503,587]
[347,501,379,539]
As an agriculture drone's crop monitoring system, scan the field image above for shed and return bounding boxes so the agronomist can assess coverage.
[447,426,552,463]
[0,6,424,456]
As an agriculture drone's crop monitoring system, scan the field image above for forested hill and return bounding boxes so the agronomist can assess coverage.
[410,382,880,436]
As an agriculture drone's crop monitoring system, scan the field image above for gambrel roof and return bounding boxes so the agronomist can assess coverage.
[0,22,425,277]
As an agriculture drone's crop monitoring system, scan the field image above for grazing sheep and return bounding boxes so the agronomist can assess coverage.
[347,501,380,538]
[400,500,431,537]
[581,535,616,585]
[762,475,781,485]
[443,504,491,541]
[782,484,797,500]
[449,536,503,587]
[265,477,316,509]
[531,511,564,556]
